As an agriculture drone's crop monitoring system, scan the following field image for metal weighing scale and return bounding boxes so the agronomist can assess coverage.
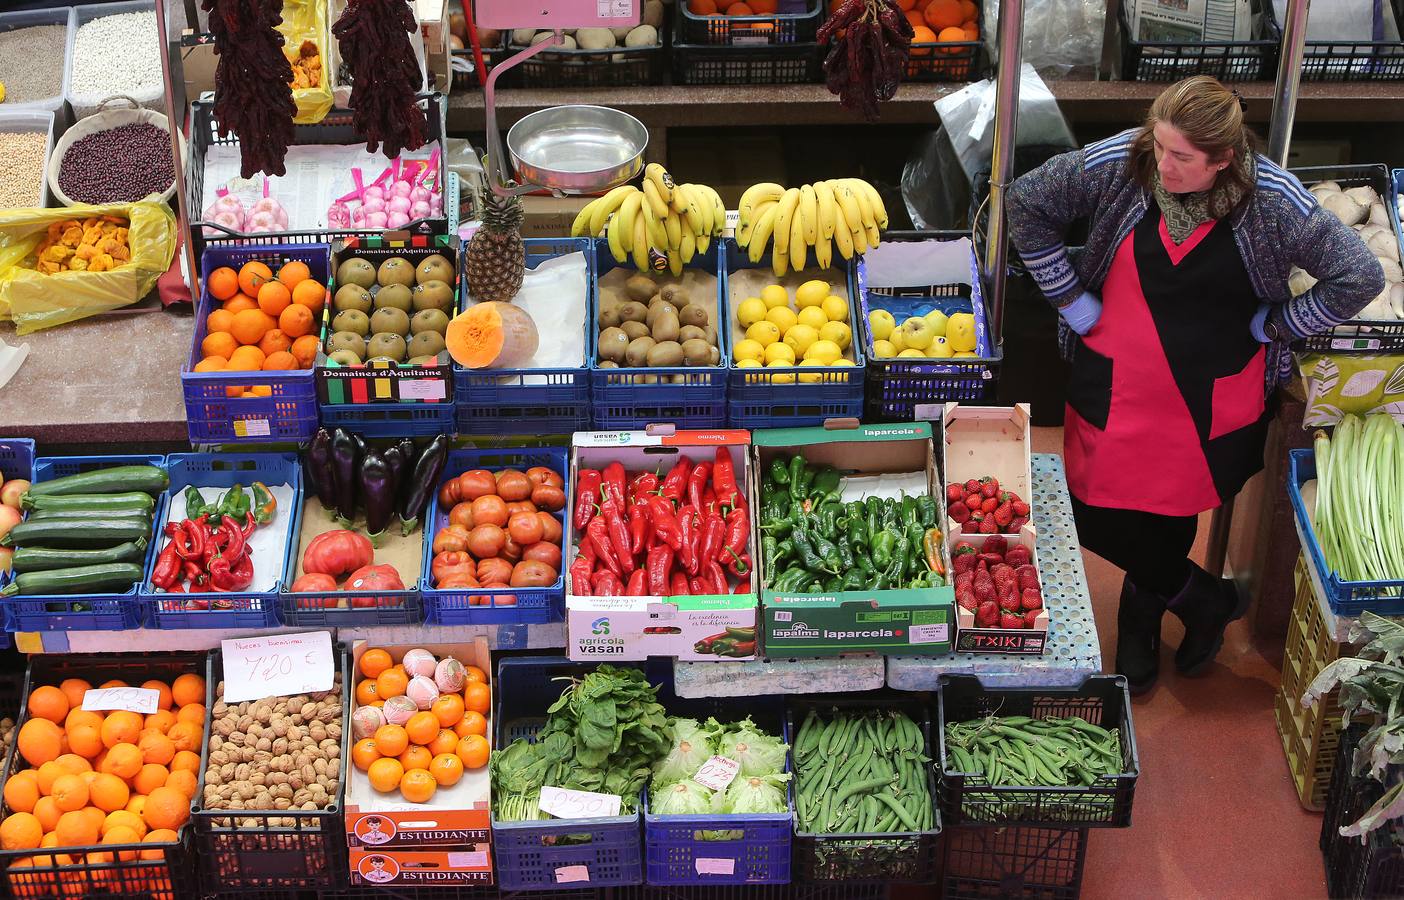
[476,0,650,197]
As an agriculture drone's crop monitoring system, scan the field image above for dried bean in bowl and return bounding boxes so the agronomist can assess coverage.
[58,123,176,204]
[0,132,49,208]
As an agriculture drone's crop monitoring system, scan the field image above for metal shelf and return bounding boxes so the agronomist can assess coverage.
[17,622,568,654]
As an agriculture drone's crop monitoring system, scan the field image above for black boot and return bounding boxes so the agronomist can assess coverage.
[1115,576,1164,695]
[1167,563,1250,675]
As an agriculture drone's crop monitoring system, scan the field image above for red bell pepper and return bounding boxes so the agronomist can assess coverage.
[646,545,673,596]
[698,513,725,570]
[703,560,729,595]
[591,569,623,597]
[574,469,602,530]
[670,571,689,596]
[678,506,698,575]
[688,463,712,514]
[724,549,751,579]
[713,447,743,510]
[625,568,647,596]
[629,470,659,500]
[570,554,594,595]
[628,503,648,556]
[661,457,691,503]
[602,505,636,576]
[644,495,682,552]
[721,507,749,563]
[586,517,622,576]
[601,462,627,512]
[151,542,181,589]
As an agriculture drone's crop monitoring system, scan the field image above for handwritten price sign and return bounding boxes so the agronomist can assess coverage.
[692,755,741,792]
[82,687,161,714]
[538,786,622,820]
[222,631,334,703]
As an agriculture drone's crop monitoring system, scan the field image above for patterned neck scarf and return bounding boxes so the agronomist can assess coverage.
[1152,150,1256,243]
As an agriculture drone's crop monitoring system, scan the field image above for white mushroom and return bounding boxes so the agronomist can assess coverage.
[1378,256,1403,284]
[1322,192,1368,226]
[1367,230,1400,263]
[1369,202,1392,227]
[1346,185,1381,208]
[1289,268,1318,295]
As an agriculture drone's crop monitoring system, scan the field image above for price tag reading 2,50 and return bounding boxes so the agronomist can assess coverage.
[221,631,334,704]
[538,786,622,820]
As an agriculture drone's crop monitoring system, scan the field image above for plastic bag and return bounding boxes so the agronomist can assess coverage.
[279,0,334,124]
[0,200,177,335]
[1272,0,1399,41]
[900,128,972,230]
[933,64,1076,182]
[982,0,1105,77]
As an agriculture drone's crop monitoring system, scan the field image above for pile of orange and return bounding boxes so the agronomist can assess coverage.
[351,648,492,806]
[0,674,206,896]
[196,259,326,393]
[687,0,778,16]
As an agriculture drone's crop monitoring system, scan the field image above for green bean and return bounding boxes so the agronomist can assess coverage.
[874,790,920,831]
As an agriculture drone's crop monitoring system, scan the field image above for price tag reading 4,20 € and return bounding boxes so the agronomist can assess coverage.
[693,756,741,792]
[221,631,334,704]
[538,786,622,820]
[82,687,161,714]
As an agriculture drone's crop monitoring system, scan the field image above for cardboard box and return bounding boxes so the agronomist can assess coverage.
[344,640,493,857]
[754,422,954,657]
[565,429,759,661]
[349,846,493,886]
[943,403,1035,541]
[521,195,594,239]
[952,530,1050,655]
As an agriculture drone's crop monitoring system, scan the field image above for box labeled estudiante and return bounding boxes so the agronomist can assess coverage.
[753,421,954,656]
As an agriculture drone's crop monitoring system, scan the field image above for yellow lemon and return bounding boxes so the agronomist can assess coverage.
[929,336,954,359]
[782,324,819,358]
[900,317,933,350]
[763,341,796,365]
[795,280,829,308]
[898,348,927,358]
[797,359,826,383]
[819,320,851,350]
[947,312,977,353]
[953,350,978,358]
[804,339,842,365]
[833,358,854,367]
[821,295,848,322]
[796,306,829,331]
[872,339,896,358]
[765,359,796,383]
[868,309,895,341]
[746,320,782,347]
[924,309,949,336]
[888,327,906,352]
[736,297,768,328]
[765,306,798,335]
[737,357,763,382]
[733,338,765,363]
[761,284,790,310]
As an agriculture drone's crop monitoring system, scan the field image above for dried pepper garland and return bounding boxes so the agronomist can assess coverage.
[332,0,428,159]
[817,0,914,121]
[202,0,297,178]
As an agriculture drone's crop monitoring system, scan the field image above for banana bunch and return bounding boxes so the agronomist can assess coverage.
[735,179,888,276]
[571,164,727,275]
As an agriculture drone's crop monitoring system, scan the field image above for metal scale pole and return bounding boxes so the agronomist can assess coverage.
[1204,0,1309,578]
[984,0,1024,343]
[154,0,201,298]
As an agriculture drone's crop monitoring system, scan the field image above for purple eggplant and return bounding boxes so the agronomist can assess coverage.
[395,439,417,508]
[306,428,337,515]
[331,428,359,527]
[400,435,448,536]
[383,445,407,526]
[359,450,395,545]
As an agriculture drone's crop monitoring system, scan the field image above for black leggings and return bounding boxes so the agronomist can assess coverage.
[1070,495,1197,597]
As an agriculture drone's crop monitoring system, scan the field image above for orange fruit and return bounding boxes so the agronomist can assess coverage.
[4,771,40,814]
[958,0,976,17]
[356,680,380,706]
[18,718,63,766]
[102,810,147,840]
[227,345,266,371]
[376,669,408,699]
[400,769,436,804]
[137,680,172,711]
[101,826,142,861]
[429,729,459,757]
[230,309,275,347]
[141,829,177,860]
[1,813,44,851]
[374,725,409,758]
[277,260,310,288]
[100,712,142,749]
[896,0,916,9]
[431,694,465,729]
[208,267,239,301]
[257,280,292,317]
[144,710,175,734]
[905,9,924,27]
[924,0,961,26]
[166,721,201,754]
[258,328,292,357]
[429,753,464,787]
[206,308,235,335]
[138,732,175,766]
[749,0,778,11]
[98,681,128,689]
[367,758,404,793]
[170,751,200,774]
[399,745,432,772]
[237,261,273,297]
[360,649,394,679]
[176,703,205,725]
[36,760,68,793]
[223,294,258,314]
[727,1,754,12]
[134,764,169,795]
[194,356,228,373]
[65,707,101,732]
[55,754,91,774]
[28,686,71,723]
[33,797,61,833]
[405,712,440,747]
[263,351,297,370]
[912,23,936,42]
[291,334,319,369]
[69,723,104,761]
[352,738,381,772]
[142,787,188,831]
[54,808,101,847]
[201,330,239,360]
[165,769,197,801]
[89,773,130,813]
[962,21,978,39]
[456,711,488,738]
[278,303,315,338]
[50,775,89,812]
[125,795,146,817]
[291,279,325,316]
[456,734,490,770]
[688,0,717,13]
[463,665,487,684]
[463,682,490,716]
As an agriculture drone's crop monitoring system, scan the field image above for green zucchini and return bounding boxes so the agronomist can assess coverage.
[27,509,153,525]
[1,563,145,596]
[23,465,168,499]
[22,491,157,513]
[1,520,151,549]
[12,539,149,573]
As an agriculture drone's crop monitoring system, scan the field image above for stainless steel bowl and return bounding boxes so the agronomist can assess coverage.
[507,105,648,195]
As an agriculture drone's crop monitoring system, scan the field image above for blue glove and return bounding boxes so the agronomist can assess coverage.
[1059,291,1103,336]
[1250,303,1271,343]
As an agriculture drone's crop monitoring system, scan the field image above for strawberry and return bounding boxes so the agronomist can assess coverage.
[1000,610,1025,629]
[953,541,977,555]
[962,519,983,534]
[972,571,996,603]
[949,502,971,524]
[1021,588,1043,610]
[964,479,981,495]
[998,581,1020,610]
[955,571,975,592]
[965,493,984,512]
[976,600,1000,627]
[1016,564,1040,591]
[1012,499,1030,517]
[980,477,1001,499]
[1005,545,1031,567]
[1008,515,1029,532]
[955,587,978,611]
[946,483,965,504]
[981,496,999,514]
[952,548,979,575]
[979,517,998,534]
[978,552,1004,567]
[993,502,1014,527]
[1024,610,1041,628]
[983,534,1008,557]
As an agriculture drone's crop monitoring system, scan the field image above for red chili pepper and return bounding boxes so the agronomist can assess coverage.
[629,470,660,500]
[602,462,627,512]
[231,553,254,587]
[586,517,622,576]
[151,542,181,589]
[625,568,647,596]
[209,551,253,592]
[724,549,751,578]
[646,545,673,595]
[220,515,248,561]
[183,559,204,582]
[704,560,729,595]
[167,582,185,594]
[678,506,699,575]
[591,570,623,596]
[688,462,712,514]
[721,507,749,563]
[702,490,718,516]
[713,447,742,510]
[579,535,596,565]
[628,503,648,556]
[574,469,603,531]
[239,509,256,540]
[733,577,751,594]
[603,506,636,575]
[174,517,206,561]
[187,572,210,593]
[644,495,682,552]
[689,576,706,594]
[670,571,690,596]
[661,457,691,502]
[570,555,594,595]
[698,513,725,570]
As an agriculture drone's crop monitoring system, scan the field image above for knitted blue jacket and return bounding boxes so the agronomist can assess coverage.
[1006,129,1384,389]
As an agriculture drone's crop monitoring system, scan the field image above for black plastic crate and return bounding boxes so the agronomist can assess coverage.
[904,1,985,82]
[943,826,1090,900]
[672,33,822,84]
[615,886,891,900]
[1321,724,1404,898]
[1269,0,1404,80]
[0,652,205,900]
[191,646,353,892]
[500,38,666,87]
[936,675,1139,828]
[1118,0,1278,81]
[677,0,823,44]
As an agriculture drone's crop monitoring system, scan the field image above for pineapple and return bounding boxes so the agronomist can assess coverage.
[464,186,525,303]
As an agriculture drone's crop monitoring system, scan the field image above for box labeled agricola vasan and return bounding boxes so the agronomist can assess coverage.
[344,639,493,885]
[753,421,954,656]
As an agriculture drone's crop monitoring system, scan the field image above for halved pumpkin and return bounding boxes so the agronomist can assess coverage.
[445,302,540,369]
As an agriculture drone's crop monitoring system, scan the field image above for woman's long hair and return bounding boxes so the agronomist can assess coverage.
[1129,75,1260,197]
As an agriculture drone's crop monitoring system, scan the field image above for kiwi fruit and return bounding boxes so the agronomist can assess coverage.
[624,274,656,302]
[327,331,367,358]
[377,256,416,287]
[598,304,622,329]
[617,301,648,324]
[375,283,414,312]
[413,280,454,313]
[368,332,408,361]
[660,284,689,309]
[678,304,709,328]
[620,320,650,341]
[370,307,411,336]
[415,254,454,284]
[334,283,373,314]
[625,336,655,367]
[681,338,712,366]
[646,340,684,367]
[411,309,450,335]
[332,309,370,336]
[679,325,707,344]
[650,309,680,343]
[336,258,376,289]
[598,360,619,369]
[709,345,720,365]
[329,349,362,366]
[599,326,629,363]
[409,331,447,358]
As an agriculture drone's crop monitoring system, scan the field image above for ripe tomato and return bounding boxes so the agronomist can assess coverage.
[507,511,544,546]
[466,524,507,560]
[432,551,476,583]
[432,524,472,555]
[530,484,566,512]
[303,529,373,577]
[500,533,522,563]
[510,560,557,587]
[476,558,513,585]
[496,471,532,502]
[522,542,562,570]
[448,502,475,530]
[437,573,480,589]
[470,495,508,528]
[457,470,497,501]
[505,500,538,516]
[526,467,564,489]
[536,513,562,545]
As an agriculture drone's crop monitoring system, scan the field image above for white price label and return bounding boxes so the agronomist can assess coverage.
[555,865,590,884]
[908,623,949,645]
[693,755,741,792]
[448,851,490,868]
[235,419,271,438]
[538,786,622,819]
[221,631,334,703]
[696,857,737,876]
[82,687,161,714]
[399,379,447,401]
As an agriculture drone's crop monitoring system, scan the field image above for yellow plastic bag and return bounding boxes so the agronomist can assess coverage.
[280,0,333,125]
[0,199,177,335]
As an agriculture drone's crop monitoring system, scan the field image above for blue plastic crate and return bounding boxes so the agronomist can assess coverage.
[140,453,302,630]
[182,244,327,443]
[320,401,456,438]
[456,238,595,436]
[277,497,424,627]
[591,239,729,429]
[642,693,793,886]
[420,447,567,626]
[723,240,866,428]
[0,439,35,485]
[857,233,997,419]
[2,454,166,632]
[1288,448,1404,617]
[494,657,646,891]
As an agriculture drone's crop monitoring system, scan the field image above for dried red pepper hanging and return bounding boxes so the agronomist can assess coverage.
[817,0,914,121]
[332,0,428,159]
[201,0,297,178]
